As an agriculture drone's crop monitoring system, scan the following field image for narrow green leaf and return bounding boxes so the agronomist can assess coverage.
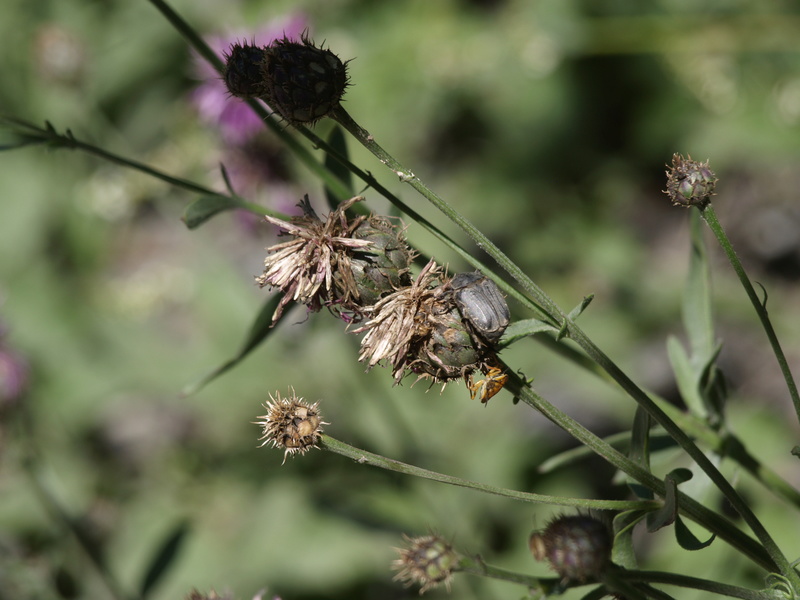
[499,318,558,348]
[537,431,676,474]
[627,406,653,500]
[647,468,693,532]
[674,515,715,550]
[139,520,190,598]
[580,586,611,600]
[613,510,647,569]
[568,294,594,320]
[181,294,284,396]
[324,124,354,210]
[219,162,236,196]
[182,195,244,229]
[666,335,705,418]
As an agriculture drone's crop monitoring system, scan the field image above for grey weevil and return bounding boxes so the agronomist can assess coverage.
[450,272,510,344]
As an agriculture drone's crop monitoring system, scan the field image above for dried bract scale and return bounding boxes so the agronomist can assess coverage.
[664,153,718,208]
[529,514,612,583]
[261,34,349,125]
[222,42,269,99]
[254,388,328,463]
[256,196,378,324]
[392,534,460,594]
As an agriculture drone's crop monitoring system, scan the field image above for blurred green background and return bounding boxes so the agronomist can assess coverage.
[1,0,800,598]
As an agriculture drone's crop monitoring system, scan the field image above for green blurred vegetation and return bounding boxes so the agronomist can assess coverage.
[1,0,800,598]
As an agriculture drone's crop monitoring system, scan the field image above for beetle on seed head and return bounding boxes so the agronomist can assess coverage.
[449,271,510,345]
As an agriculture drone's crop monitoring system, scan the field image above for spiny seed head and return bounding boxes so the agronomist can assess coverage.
[529,514,612,582]
[222,42,269,99]
[392,534,460,594]
[354,260,503,388]
[261,34,349,125]
[664,153,718,208]
[256,196,374,324]
[254,388,328,463]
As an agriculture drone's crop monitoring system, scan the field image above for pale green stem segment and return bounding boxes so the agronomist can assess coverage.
[701,204,800,425]
[611,569,783,600]
[319,436,654,511]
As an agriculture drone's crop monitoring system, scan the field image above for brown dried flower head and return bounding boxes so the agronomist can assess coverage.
[355,260,504,389]
[392,534,460,594]
[254,388,328,463]
[664,153,718,208]
[257,196,373,323]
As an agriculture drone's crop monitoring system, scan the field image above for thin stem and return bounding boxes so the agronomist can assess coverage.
[503,371,777,573]
[457,554,556,592]
[613,569,778,600]
[318,436,654,511]
[701,204,800,425]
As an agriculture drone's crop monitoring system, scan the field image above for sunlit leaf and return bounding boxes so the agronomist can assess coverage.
[499,318,558,348]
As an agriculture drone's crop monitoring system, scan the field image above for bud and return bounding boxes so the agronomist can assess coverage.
[529,514,612,582]
[222,42,269,99]
[254,389,328,463]
[664,153,717,208]
[261,35,349,125]
[392,534,460,594]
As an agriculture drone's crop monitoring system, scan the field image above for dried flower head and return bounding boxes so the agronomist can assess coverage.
[392,534,460,594]
[254,388,328,463]
[664,153,718,208]
[529,514,612,582]
[355,260,504,388]
[256,196,374,323]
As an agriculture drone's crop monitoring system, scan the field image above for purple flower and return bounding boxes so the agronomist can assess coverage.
[191,13,307,144]
[0,346,28,410]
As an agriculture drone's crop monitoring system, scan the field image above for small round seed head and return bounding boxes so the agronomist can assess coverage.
[529,514,612,582]
[254,388,328,463]
[392,534,460,594]
[261,34,349,125]
[664,153,718,208]
[222,42,269,99]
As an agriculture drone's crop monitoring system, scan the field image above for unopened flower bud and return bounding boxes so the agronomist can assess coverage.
[664,153,717,208]
[392,534,460,594]
[529,515,612,582]
[223,42,269,99]
[261,35,349,125]
[254,389,328,463]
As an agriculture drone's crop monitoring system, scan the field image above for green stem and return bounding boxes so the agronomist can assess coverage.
[319,436,653,511]
[612,569,778,600]
[457,554,556,592]
[332,101,797,586]
[701,204,800,425]
[503,371,777,573]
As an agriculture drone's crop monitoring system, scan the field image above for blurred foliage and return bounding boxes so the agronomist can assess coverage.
[1,0,799,599]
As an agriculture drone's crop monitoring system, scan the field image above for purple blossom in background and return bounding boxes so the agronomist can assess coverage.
[0,324,28,410]
[191,13,307,144]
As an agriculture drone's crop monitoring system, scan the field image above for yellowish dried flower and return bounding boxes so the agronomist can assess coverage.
[254,389,328,463]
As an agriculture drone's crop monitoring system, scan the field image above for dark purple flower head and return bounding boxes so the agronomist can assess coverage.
[191,13,307,144]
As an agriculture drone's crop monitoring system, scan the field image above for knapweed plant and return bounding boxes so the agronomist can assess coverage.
[2,2,800,599]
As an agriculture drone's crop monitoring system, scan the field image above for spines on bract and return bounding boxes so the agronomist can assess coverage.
[261,35,349,125]
[222,42,269,99]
